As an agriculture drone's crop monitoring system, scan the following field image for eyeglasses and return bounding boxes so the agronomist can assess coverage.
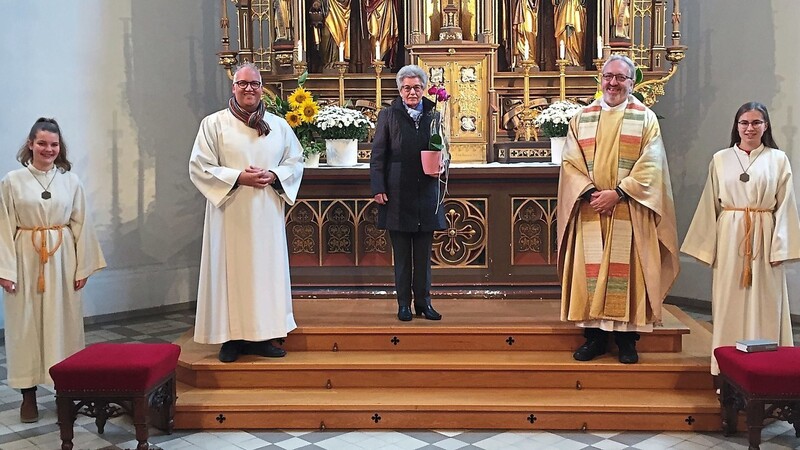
[234,80,263,89]
[601,73,633,83]
[737,120,765,128]
[400,85,423,93]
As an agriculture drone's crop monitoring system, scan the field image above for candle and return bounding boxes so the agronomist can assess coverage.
[523,41,529,60]
[338,42,345,62]
[297,40,303,62]
[597,35,603,59]
[375,41,381,60]
[559,40,565,59]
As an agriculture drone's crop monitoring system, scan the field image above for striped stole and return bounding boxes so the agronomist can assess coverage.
[576,100,646,319]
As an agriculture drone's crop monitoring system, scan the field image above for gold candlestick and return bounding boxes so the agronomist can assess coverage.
[293,61,308,77]
[556,58,568,101]
[372,60,385,112]
[519,59,538,141]
[333,61,348,105]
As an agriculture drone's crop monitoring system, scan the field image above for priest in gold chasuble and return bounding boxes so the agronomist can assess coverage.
[556,55,679,364]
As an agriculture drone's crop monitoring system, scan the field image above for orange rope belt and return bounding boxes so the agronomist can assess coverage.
[17,225,66,293]
[722,207,772,288]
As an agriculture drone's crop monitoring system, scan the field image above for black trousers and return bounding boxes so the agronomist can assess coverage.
[389,230,434,308]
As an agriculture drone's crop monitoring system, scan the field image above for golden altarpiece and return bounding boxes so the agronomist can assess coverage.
[215,0,686,298]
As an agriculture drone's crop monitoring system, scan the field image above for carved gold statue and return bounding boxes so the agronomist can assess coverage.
[366,0,399,60]
[612,0,631,39]
[323,0,351,68]
[274,0,293,42]
[460,0,477,41]
[553,0,586,66]
[513,0,538,64]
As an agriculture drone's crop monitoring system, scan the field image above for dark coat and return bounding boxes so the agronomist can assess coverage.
[370,96,446,232]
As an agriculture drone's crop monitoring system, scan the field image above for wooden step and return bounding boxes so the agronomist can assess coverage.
[177,346,713,390]
[180,299,688,353]
[174,301,718,432]
[175,385,721,431]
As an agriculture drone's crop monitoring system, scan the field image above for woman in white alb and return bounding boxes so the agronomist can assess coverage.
[0,118,106,422]
[682,102,800,376]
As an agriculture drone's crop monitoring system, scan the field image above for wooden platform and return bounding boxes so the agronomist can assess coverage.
[175,299,720,431]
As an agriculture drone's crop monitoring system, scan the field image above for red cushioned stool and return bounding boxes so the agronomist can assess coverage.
[714,346,800,450]
[50,343,181,450]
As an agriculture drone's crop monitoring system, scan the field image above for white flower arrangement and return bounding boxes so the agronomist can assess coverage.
[313,105,373,141]
[533,100,582,138]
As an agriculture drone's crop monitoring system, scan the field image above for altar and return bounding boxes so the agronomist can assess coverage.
[292,162,560,298]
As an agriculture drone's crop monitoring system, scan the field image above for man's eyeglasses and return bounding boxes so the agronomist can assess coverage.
[737,120,765,128]
[234,80,263,89]
[601,73,633,83]
[400,85,423,93]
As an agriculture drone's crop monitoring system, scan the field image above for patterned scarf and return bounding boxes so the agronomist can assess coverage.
[228,97,271,136]
[576,100,646,319]
[406,102,423,129]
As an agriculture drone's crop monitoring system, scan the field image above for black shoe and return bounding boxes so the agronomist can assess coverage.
[615,332,640,364]
[414,304,442,320]
[241,340,287,358]
[573,329,608,361]
[397,306,412,321]
[218,340,242,363]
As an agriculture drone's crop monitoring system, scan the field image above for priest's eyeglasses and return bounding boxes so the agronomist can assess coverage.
[601,73,633,82]
[400,85,424,93]
[737,120,765,128]
[234,80,263,89]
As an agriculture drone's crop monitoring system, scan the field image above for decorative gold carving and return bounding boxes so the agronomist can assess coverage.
[511,197,558,265]
[451,143,485,161]
[433,199,487,267]
[325,202,354,254]
[510,148,550,158]
[275,53,293,66]
[287,203,319,256]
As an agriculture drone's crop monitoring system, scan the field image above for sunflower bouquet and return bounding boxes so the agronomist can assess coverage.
[264,72,324,158]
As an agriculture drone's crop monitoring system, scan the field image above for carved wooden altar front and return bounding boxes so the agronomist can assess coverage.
[290,165,560,298]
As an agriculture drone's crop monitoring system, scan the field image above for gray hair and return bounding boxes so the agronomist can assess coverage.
[233,62,262,82]
[396,65,428,90]
[602,54,636,79]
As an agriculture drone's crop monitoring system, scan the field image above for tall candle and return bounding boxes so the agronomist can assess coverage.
[338,42,345,62]
[375,41,381,60]
[297,40,303,62]
[559,40,565,59]
[597,35,603,59]
[524,41,529,60]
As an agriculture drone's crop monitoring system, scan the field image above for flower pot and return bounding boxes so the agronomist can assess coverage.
[304,152,320,168]
[420,150,443,177]
[549,136,566,165]
[325,139,358,167]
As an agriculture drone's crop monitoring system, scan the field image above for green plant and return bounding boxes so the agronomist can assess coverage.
[264,71,324,156]
[313,105,373,141]
[533,100,582,138]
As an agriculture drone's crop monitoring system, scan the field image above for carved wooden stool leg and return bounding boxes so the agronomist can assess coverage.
[720,380,738,436]
[133,395,150,450]
[94,400,110,434]
[56,397,75,450]
[745,399,765,450]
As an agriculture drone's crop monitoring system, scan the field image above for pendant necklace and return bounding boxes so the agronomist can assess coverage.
[734,147,763,183]
[30,168,57,199]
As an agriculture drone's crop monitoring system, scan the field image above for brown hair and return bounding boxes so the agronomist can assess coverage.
[16,117,72,172]
[729,102,779,149]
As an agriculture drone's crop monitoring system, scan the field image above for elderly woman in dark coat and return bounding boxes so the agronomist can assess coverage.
[370,64,446,321]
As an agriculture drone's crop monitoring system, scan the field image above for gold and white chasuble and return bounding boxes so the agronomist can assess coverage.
[557,97,679,331]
